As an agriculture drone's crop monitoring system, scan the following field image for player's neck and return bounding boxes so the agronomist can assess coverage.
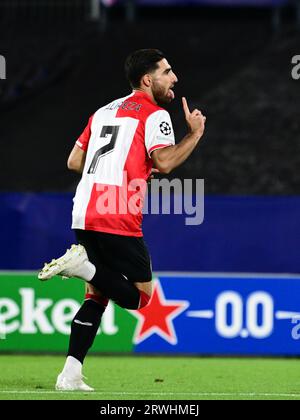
[133,88,157,105]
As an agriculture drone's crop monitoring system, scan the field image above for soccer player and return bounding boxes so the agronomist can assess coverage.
[38,49,206,391]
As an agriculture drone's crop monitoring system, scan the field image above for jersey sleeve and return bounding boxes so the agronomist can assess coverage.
[145,110,175,158]
[75,115,94,152]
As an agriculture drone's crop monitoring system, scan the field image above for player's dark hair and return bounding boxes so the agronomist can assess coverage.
[125,49,165,88]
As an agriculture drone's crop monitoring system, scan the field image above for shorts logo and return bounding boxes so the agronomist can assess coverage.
[160,121,172,136]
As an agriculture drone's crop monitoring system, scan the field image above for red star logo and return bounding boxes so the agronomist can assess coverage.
[131,280,189,345]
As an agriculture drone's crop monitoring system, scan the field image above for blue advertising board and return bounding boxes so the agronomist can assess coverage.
[1,193,300,275]
[134,273,300,355]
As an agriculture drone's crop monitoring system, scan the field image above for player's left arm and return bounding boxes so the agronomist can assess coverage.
[67,144,86,174]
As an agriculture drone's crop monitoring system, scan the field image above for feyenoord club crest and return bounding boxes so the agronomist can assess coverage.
[160,121,172,136]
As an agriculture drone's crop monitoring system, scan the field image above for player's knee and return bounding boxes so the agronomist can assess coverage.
[135,280,152,297]
[86,283,101,296]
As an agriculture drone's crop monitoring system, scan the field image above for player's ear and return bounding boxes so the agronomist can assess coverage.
[141,74,152,88]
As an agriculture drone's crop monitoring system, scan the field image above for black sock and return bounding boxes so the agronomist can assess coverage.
[68,300,105,364]
[89,265,140,309]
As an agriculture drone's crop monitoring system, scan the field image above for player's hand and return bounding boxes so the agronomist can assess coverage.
[147,168,160,183]
[182,97,206,139]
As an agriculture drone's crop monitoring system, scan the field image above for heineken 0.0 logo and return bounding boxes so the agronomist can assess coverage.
[0,55,6,80]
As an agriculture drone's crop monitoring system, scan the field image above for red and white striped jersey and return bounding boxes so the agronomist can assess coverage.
[72,90,175,237]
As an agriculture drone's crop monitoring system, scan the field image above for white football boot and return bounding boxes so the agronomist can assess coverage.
[38,244,88,281]
[55,372,94,392]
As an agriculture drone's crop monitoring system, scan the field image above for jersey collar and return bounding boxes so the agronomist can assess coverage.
[132,90,157,105]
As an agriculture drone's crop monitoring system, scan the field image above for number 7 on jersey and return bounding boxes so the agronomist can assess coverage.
[88,125,120,174]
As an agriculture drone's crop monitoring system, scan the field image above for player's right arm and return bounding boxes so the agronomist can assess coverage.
[151,97,206,174]
[67,144,86,174]
[67,115,93,174]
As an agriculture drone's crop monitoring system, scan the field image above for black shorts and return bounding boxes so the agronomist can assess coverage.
[75,229,152,283]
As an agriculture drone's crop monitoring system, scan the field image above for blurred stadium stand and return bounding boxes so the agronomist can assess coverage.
[0,0,88,21]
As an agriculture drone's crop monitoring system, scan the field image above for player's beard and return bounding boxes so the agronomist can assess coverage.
[152,81,174,105]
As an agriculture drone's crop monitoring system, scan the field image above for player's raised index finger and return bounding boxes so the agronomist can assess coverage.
[182,97,190,117]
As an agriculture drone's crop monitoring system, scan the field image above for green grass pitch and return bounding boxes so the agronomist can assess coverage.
[0,355,300,400]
